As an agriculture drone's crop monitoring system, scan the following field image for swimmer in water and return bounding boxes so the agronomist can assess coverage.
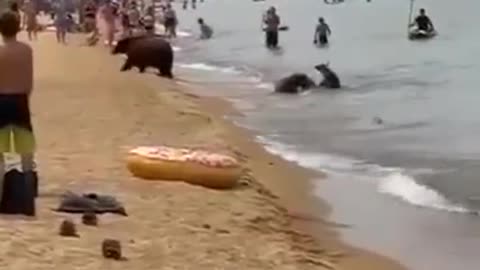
[197,18,213,39]
[313,17,331,46]
[0,11,37,215]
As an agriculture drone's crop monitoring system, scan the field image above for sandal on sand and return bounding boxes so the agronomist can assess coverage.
[55,191,127,216]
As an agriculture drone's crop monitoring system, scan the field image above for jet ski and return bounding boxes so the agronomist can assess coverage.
[408,28,437,40]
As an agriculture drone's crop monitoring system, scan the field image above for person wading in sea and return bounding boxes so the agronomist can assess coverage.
[164,3,177,38]
[313,17,331,46]
[263,6,280,49]
[410,8,435,32]
[197,17,213,39]
[0,11,37,216]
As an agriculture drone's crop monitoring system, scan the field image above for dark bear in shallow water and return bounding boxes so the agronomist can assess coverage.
[112,35,174,78]
[314,63,341,89]
[274,73,316,94]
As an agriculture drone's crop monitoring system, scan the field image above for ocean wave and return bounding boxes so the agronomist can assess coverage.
[256,82,274,90]
[256,135,471,214]
[257,136,380,173]
[378,172,469,213]
[176,62,242,74]
[154,23,193,37]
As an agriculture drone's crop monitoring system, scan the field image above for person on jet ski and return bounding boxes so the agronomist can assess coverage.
[410,8,435,32]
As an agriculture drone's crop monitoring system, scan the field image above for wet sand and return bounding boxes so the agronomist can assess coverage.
[0,33,406,269]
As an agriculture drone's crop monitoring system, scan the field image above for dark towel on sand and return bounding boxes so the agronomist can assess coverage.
[56,192,127,216]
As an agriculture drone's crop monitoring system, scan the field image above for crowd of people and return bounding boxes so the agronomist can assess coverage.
[2,0,213,47]
[261,4,435,49]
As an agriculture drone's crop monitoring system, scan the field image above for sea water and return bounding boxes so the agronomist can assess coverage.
[168,0,480,269]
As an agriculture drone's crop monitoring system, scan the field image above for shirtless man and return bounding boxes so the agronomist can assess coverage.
[0,11,36,216]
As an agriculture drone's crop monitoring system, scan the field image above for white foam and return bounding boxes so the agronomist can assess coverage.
[256,135,471,214]
[378,172,469,213]
[257,136,368,172]
[256,82,274,90]
[177,62,240,74]
[177,30,193,37]
[154,23,193,37]
[172,46,182,52]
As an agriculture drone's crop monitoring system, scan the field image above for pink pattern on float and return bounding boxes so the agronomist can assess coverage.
[130,146,239,168]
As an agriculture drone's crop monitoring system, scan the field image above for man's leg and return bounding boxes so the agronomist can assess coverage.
[15,126,37,199]
[0,153,5,204]
[272,31,279,48]
[0,127,10,204]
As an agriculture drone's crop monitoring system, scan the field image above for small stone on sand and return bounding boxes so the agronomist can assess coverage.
[59,219,79,237]
[102,239,122,260]
[82,211,98,226]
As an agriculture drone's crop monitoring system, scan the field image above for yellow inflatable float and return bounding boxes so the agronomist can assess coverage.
[126,146,242,189]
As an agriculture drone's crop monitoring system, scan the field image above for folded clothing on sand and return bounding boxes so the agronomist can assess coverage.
[56,192,127,216]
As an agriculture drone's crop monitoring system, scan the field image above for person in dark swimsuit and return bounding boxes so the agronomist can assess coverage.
[410,8,435,32]
[313,17,331,46]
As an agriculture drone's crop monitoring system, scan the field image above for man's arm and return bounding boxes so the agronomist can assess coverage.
[428,17,435,30]
[26,47,33,95]
[409,16,417,27]
[327,25,332,35]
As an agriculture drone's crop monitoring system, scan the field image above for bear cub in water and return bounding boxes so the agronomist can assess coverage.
[274,63,341,93]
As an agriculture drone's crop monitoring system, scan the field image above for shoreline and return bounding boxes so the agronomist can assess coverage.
[18,32,406,269]
[179,85,407,270]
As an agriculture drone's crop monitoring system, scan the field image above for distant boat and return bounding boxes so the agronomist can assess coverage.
[408,29,437,40]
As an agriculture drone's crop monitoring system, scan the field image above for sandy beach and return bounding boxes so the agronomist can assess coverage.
[0,32,406,269]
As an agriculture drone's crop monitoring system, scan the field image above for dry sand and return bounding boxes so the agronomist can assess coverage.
[0,33,406,269]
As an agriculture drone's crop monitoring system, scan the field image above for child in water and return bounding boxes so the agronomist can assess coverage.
[197,18,213,39]
[313,17,331,46]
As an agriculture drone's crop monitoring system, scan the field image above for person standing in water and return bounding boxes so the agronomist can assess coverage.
[313,17,331,46]
[263,7,280,49]
[197,18,212,39]
[0,11,37,216]
[23,0,38,41]
[164,3,177,38]
[410,8,435,32]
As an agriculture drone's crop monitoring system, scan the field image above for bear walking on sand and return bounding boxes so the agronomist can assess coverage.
[112,35,174,78]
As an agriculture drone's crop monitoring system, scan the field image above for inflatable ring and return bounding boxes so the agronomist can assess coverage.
[126,146,242,189]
